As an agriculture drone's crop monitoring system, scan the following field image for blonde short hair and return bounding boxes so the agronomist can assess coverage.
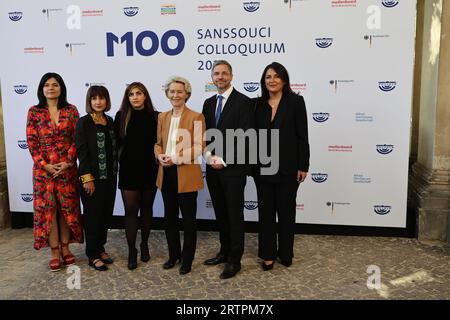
[164,76,192,102]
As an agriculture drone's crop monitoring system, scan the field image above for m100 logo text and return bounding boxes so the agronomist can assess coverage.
[106,30,185,56]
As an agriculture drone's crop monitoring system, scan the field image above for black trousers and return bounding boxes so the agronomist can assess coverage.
[80,177,117,261]
[206,172,246,265]
[161,166,198,265]
[256,177,299,261]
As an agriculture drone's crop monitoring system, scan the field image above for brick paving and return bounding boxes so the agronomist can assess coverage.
[0,228,449,300]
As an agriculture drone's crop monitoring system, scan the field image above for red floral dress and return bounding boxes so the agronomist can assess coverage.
[26,105,84,250]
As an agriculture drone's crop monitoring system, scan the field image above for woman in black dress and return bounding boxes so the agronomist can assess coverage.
[114,82,158,270]
[76,85,117,271]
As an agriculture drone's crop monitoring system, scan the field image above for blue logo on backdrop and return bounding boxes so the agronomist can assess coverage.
[14,85,27,94]
[311,173,328,183]
[9,11,23,21]
[312,113,329,123]
[378,81,397,92]
[21,194,33,202]
[374,205,391,215]
[243,2,260,12]
[376,144,394,154]
[106,30,185,57]
[18,140,28,149]
[382,0,399,8]
[243,82,259,92]
[244,201,258,210]
[315,38,333,48]
[123,7,139,17]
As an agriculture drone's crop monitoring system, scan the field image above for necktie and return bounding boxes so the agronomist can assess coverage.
[215,95,223,126]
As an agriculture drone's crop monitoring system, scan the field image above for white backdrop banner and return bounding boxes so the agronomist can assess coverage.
[0,0,416,227]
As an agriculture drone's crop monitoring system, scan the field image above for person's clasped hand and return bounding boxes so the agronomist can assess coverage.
[158,154,174,167]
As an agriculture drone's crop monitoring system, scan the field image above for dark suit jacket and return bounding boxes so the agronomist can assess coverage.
[75,114,117,180]
[253,92,310,176]
[202,88,254,176]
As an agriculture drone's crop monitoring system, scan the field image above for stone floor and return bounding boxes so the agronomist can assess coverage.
[0,228,449,300]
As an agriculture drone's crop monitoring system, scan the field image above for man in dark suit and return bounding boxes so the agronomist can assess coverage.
[202,60,254,279]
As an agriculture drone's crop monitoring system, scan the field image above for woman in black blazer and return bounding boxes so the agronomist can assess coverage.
[75,86,117,271]
[254,62,310,271]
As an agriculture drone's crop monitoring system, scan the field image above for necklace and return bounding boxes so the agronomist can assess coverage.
[90,112,106,125]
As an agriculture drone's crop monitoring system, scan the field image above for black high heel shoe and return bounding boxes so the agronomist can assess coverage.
[89,259,108,271]
[279,259,292,267]
[100,252,114,264]
[128,247,138,270]
[140,243,150,263]
[163,257,181,269]
[261,260,275,271]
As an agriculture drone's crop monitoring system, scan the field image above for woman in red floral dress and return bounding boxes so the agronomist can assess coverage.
[26,72,84,271]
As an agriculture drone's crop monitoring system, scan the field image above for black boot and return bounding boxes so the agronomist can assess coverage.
[128,247,138,270]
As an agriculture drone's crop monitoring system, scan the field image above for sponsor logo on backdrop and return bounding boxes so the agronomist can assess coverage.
[206,199,214,208]
[355,112,373,122]
[161,5,176,15]
[326,201,351,214]
[21,194,33,202]
[353,174,371,183]
[18,140,28,149]
[24,47,44,54]
[315,38,333,48]
[290,83,307,93]
[364,34,390,48]
[328,145,352,152]
[311,173,328,183]
[123,7,139,17]
[42,8,63,21]
[243,2,260,12]
[282,0,307,11]
[331,0,357,7]
[65,42,87,55]
[374,205,391,215]
[376,144,394,154]
[378,81,397,92]
[243,82,260,92]
[9,12,23,21]
[244,201,258,210]
[205,82,217,92]
[198,4,221,12]
[382,0,399,8]
[330,79,354,93]
[14,85,28,94]
[312,112,329,123]
[85,82,106,87]
[82,9,103,17]
[296,203,304,211]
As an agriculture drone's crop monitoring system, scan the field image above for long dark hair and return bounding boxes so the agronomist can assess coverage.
[36,72,69,109]
[118,82,156,138]
[259,62,293,101]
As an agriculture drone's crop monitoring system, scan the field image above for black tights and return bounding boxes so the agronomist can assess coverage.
[121,187,157,250]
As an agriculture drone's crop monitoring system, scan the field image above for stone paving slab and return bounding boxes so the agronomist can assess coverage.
[0,228,449,300]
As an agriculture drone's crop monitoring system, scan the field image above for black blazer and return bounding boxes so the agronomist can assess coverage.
[75,114,117,180]
[202,88,255,176]
[253,92,310,176]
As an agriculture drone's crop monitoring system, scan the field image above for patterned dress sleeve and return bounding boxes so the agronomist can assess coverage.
[26,107,48,169]
[67,106,80,164]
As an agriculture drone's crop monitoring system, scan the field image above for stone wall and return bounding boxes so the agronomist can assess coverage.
[0,88,11,229]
